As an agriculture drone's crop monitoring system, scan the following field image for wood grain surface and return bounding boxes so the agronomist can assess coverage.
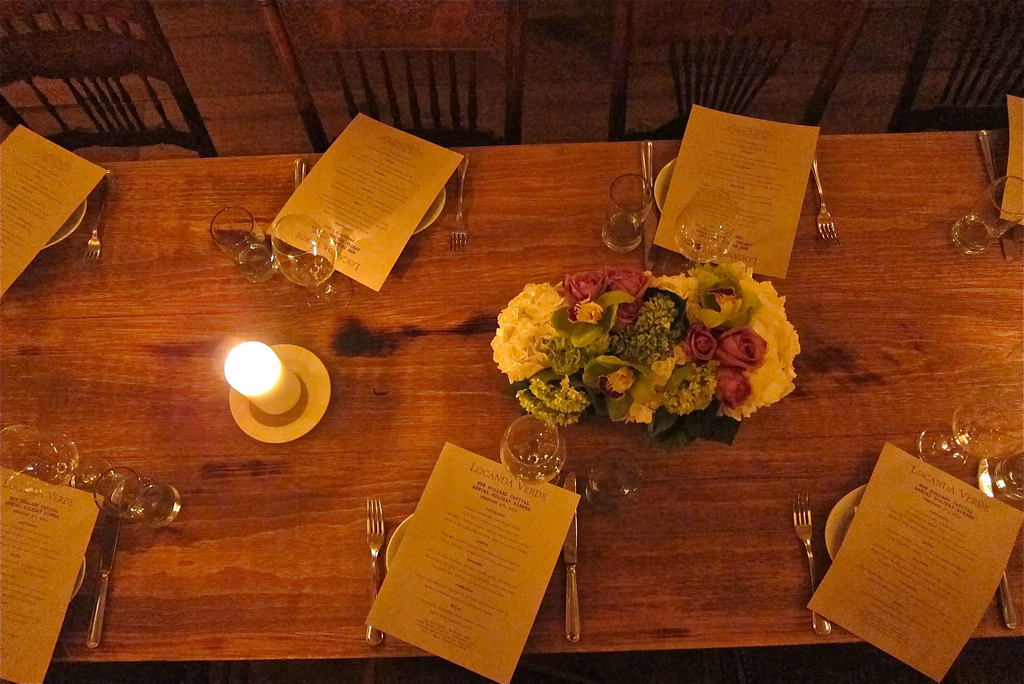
[2,132,1021,663]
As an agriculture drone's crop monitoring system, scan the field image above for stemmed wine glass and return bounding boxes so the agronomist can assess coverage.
[918,387,1023,472]
[270,213,353,307]
[0,424,79,494]
[499,415,566,484]
[672,188,738,264]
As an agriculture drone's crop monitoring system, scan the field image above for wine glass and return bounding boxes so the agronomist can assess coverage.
[499,415,566,484]
[918,388,1023,472]
[672,188,738,264]
[0,424,79,493]
[270,213,353,307]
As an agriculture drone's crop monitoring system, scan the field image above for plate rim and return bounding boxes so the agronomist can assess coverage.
[413,188,446,235]
[384,514,412,572]
[824,484,867,560]
[45,198,88,248]
[654,158,676,213]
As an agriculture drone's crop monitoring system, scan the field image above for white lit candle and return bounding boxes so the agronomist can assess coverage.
[224,342,301,414]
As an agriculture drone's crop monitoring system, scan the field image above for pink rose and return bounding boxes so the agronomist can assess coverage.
[714,326,767,370]
[563,270,608,308]
[685,324,717,360]
[605,267,649,330]
[715,366,751,409]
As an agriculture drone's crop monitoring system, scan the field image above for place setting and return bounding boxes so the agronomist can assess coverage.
[0,423,184,683]
[204,114,466,311]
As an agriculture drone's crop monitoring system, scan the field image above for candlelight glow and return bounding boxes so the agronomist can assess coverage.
[224,342,283,396]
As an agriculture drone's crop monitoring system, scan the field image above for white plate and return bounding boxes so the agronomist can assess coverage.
[824,484,867,560]
[385,514,412,572]
[414,188,446,235]
[45,199,87,248]
[653,158,677,213]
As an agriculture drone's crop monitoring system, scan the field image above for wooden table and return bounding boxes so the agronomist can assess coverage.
[2,132,1021,663]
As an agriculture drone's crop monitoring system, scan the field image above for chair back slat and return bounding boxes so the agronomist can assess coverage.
[334,53,360,120]
[0,0,216,155]
[261,0,522,150]
[402,52,422,129]
[467,51,478,133]
[26,76,67,130]
[378,51,402,128]
[447,52,461,130]
[114,76,145,129]
[354,51,380,121]
[65,78,103,129]
[427,51,441,129]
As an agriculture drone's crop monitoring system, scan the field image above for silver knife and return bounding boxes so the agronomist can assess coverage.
[88,513,121,648]
[978,458,1017,629]
[641,140,656,271]
[562,472,580,642]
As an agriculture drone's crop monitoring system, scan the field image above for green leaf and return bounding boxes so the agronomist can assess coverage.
[551,308,574,335]
[597,290,635,308]
[648,402,740,450]
[605,394,633,422]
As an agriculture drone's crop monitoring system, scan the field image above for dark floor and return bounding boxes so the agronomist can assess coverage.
[44,637,1024,684]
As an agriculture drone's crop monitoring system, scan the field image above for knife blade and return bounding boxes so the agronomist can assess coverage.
[978,459,1017,630]
[87,513,121,648]
[641,140,656,271]
[562,472,580,642]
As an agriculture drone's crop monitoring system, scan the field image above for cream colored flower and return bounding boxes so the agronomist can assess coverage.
[492,283,565,382]
[651,273,697,301]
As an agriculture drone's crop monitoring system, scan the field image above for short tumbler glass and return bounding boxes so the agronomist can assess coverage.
[93,466,181,527]
[210,207,277,283]
[602,173,651,253]
[951,175,1024,255]
[499,415,566,484]
[584,449,642,510]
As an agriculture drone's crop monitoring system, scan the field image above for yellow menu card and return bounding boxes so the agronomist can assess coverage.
[654,105,818,278]
[1,468,98,684]
[809,444,1023,682]
[273,114,463,292]
[367,443,579,684]
[1005,95,1022,219]
[0,126,107,295]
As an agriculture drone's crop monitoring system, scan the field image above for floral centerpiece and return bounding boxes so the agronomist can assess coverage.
[491,263,800,449]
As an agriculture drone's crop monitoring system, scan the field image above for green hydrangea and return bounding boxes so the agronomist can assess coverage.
[659,361,718,415]
[609,295,680,367]
[546,332,610,375]
[516,376,590,426]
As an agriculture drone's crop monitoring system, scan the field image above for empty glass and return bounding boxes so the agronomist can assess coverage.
[499,415,566,484]
[270,213,353,306]
[602,174,651,252]
[672,188,738,264]
[951,175,1024,255]
[918,387,1024,471]
[93,467,181,527]
[584,449,642,511]
[0,424,79,492]
[210,207,277,283]
[992,455,1023,501]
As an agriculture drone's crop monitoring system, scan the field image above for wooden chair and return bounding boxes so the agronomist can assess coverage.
[608,0,871,141]
[888,0,1023,132]
[0,0,216,157]
[258,0,524,152]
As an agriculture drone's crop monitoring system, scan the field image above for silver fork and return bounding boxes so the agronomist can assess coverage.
[366,498,385,645]
[811,157,839,246]
[792,492,831,636]
[449,156,468,254]
[83,174,113,262]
